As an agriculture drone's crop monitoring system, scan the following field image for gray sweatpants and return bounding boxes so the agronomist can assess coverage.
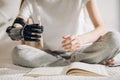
[12,32,120,67]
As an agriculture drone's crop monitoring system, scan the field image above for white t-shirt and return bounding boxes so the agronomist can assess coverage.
[20,0,94,51]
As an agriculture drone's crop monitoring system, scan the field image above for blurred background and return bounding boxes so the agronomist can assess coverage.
[97,0,120,31]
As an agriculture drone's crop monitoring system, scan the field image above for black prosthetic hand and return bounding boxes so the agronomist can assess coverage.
[23,24,43,41]
[6,17,43,41]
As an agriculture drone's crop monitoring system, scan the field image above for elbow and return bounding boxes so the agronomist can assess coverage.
[95,24,108,36]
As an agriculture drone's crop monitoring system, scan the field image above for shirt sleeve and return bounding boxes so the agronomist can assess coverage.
[19,0,32,22]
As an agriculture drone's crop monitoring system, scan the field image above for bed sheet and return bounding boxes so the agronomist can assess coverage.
[0,62,120,80]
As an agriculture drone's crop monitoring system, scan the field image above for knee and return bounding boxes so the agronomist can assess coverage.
[12,46,25,67]
[12,45,60,68]
[81,31,120,64]
[102,31,120,47]
[98,31,120,62]
[12,45,22,64]
[12,45,38,68]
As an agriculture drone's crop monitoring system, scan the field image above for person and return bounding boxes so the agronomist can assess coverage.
[6,0,120,67]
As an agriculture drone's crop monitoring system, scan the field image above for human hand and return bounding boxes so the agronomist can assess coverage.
[62,35,80,51]
[23,24,43,41]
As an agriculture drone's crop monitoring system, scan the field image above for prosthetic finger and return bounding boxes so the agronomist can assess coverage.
[24,36,40,41]
[24,30,41,35]
[24,24,43,29]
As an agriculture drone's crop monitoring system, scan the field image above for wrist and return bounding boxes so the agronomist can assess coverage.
[7,27,23,40]
[13,17,26,27]
[13,23,23,28]
[77,35,85,46]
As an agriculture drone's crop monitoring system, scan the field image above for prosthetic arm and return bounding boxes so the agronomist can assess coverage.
[6,17,43,41]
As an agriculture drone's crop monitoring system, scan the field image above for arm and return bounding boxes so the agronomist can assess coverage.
[6,1,43,41]
[78,0,108,45]
[62,0,108,51]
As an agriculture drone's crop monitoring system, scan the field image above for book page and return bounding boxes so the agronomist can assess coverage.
[66,62,108,76]
[25,67,65,76]
[66,69,103,76]
[25,62,108,77]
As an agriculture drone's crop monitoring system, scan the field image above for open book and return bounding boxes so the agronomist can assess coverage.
[25,62,108,77]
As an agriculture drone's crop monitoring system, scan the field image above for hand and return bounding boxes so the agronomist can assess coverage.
[62,35,80,51]
[101,58,115,66]
[23,24,43,41]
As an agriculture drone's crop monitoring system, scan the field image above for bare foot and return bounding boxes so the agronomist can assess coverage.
[101,58,115,66]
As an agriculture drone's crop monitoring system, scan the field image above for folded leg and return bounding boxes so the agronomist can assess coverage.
[70,31,120,64]
[12,45,61,67]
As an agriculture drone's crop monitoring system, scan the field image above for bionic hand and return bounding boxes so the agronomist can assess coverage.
[6,17,43,41]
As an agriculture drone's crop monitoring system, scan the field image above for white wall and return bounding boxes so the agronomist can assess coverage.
[97,0,120,31]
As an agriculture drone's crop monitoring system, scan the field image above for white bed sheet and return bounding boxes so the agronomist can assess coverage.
[0,62,120,80]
